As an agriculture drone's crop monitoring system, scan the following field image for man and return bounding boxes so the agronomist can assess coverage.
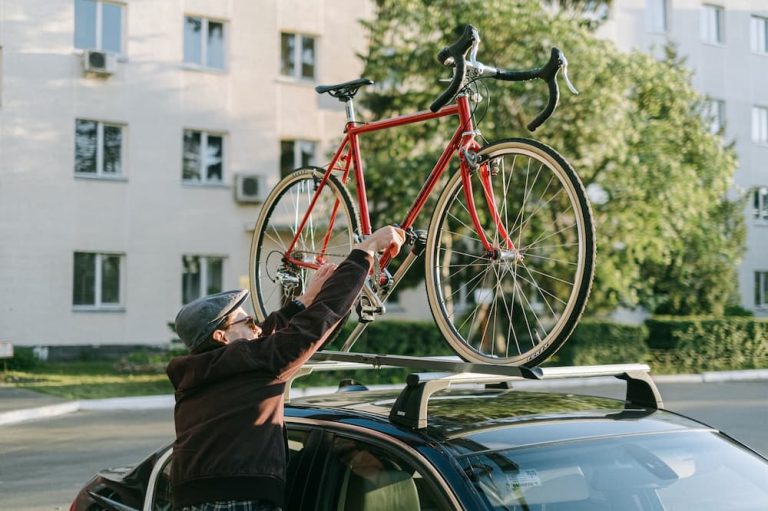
[167,226,405,511]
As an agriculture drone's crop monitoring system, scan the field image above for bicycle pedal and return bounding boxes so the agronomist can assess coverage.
[357,304,385,323]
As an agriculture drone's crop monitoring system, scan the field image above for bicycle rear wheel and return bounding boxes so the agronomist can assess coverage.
[249,167,360,320]
[425,139,595,366]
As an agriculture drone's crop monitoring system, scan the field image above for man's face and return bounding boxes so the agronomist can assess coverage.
[224,306,262,340]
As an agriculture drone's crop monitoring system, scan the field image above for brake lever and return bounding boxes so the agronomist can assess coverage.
[560,53,579,95]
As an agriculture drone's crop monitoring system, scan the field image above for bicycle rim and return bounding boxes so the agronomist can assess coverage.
[249,168,360,320]
[426,139,595,366]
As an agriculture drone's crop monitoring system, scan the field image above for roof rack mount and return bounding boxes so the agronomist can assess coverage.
[297,351,663,429]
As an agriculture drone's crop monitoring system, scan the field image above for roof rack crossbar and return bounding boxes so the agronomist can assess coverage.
[310,351,542,379]
[290,352,663,424]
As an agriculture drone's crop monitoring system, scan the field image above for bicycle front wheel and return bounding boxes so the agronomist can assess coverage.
[425,139,595,366]
[249,167,360,321]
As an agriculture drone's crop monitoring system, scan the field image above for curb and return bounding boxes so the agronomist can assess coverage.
[2,368,767,427]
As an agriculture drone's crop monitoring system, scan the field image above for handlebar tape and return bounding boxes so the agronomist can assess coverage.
[496,48,566,132]
[429,25,479,113]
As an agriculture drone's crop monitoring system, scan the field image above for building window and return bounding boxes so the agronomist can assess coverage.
[183,16,226,70]
[756,272,768,308]
[183,130,224,183]
[754,187,768,221]
[280,140,316,177]
[701,5,725,44]
[74,0,124,53]
[280,33,316,80]
[75,119,123,177]
[73,252,123,308]
[752,16,768,54]
[182,256,224,304]
[705,99,725,134]
[647,0,668,32]
[752,106,768,144]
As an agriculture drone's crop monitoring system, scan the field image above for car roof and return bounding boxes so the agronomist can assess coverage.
[287,386,712,453]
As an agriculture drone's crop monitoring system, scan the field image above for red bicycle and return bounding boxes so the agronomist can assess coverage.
[249,26,595,366]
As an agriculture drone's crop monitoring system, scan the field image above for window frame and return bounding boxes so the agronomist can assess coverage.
[181,254,226,305]
[280,32,317,81]
[705,98,726,134]
[751,15,768,55]
[754,187,768,222]
[72,251,125,311]
[752,106,768,145]
[182,129,227,185]
[280,139,317,177]
[74,0,126,55]
[701,4,725,45]
[755,271,768,309]
[646,0,669,33]
[74,119,126,179]
[182,14,228,71]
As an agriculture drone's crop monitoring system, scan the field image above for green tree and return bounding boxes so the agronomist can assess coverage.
[354,0,744,315]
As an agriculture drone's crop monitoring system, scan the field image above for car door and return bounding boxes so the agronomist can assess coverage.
[314,430,458,511]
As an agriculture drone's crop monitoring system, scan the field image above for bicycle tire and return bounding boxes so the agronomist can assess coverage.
[425,138,595,366]
[249,167,361,323]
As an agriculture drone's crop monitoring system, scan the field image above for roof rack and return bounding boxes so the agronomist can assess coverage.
[294,351,663,430]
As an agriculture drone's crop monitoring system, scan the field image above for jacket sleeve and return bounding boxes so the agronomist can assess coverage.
[258,300,305,336]
[221,249,372,381]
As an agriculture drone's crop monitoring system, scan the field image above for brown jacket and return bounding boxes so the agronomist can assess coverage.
[166,249,372,509]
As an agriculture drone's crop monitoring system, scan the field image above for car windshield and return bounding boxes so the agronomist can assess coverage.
[459,430,768,510]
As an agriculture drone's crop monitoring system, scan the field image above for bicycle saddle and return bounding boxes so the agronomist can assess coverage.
[315,78,374,101]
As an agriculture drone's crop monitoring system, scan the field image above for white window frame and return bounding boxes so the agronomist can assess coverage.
[182,255,226,305]
[74,0,126,54]
[75,119,125,178]
[182,129,226,185]
[646,0,668,33]
[73,252,125,311]
[701,4,725,45]
[705,98,725,134]
[752,16,768,54]
[752,106,768,145]
[756,271,768,308]
[754,187,768,222]
[183,15,227,71]
[280,32,317,81]
[280,139,316,177]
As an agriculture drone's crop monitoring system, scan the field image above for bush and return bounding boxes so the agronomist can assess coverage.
[551,320,649,366]
[647,317,768,373]
[3,346,39,371]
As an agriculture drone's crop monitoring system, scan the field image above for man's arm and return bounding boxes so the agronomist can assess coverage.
[235,227,405,380]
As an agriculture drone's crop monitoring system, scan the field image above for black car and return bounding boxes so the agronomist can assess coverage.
[72,354,768,511]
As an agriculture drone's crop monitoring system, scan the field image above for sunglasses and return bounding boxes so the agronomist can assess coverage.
[228,315,258,330]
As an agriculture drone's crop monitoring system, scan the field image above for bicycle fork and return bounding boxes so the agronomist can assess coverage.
[339,230,428,352]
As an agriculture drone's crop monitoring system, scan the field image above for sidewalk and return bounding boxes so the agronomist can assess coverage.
[3,368,768,427]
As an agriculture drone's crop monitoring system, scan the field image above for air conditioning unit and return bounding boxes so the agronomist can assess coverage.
[235,174,267,204]
[83,50,118,75]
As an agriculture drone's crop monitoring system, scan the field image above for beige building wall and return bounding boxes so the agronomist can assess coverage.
[0,0,374,346]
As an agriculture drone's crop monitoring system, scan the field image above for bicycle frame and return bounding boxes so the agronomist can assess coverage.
[284,94,516,273]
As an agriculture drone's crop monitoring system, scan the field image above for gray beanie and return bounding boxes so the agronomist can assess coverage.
[175,289,249,352]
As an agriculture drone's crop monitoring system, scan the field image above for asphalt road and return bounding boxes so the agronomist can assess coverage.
[1,380,766,511]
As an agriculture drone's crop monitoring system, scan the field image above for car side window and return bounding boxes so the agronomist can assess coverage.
[324,435,451,511]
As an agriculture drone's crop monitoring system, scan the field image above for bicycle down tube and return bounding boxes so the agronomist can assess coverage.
[283,94,516,272]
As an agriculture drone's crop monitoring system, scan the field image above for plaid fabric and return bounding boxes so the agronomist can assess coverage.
[181,501,281,511]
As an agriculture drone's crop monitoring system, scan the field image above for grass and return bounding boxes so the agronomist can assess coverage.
[3,366,173,400]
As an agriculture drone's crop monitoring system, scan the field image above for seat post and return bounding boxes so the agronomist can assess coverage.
[345,98,357,124]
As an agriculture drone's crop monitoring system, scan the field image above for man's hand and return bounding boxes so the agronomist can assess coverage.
[354,226,406,258]
[296,262,336,307]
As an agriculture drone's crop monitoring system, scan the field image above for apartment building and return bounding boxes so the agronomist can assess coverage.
[598,0,768,316]
[0,0,374,346]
